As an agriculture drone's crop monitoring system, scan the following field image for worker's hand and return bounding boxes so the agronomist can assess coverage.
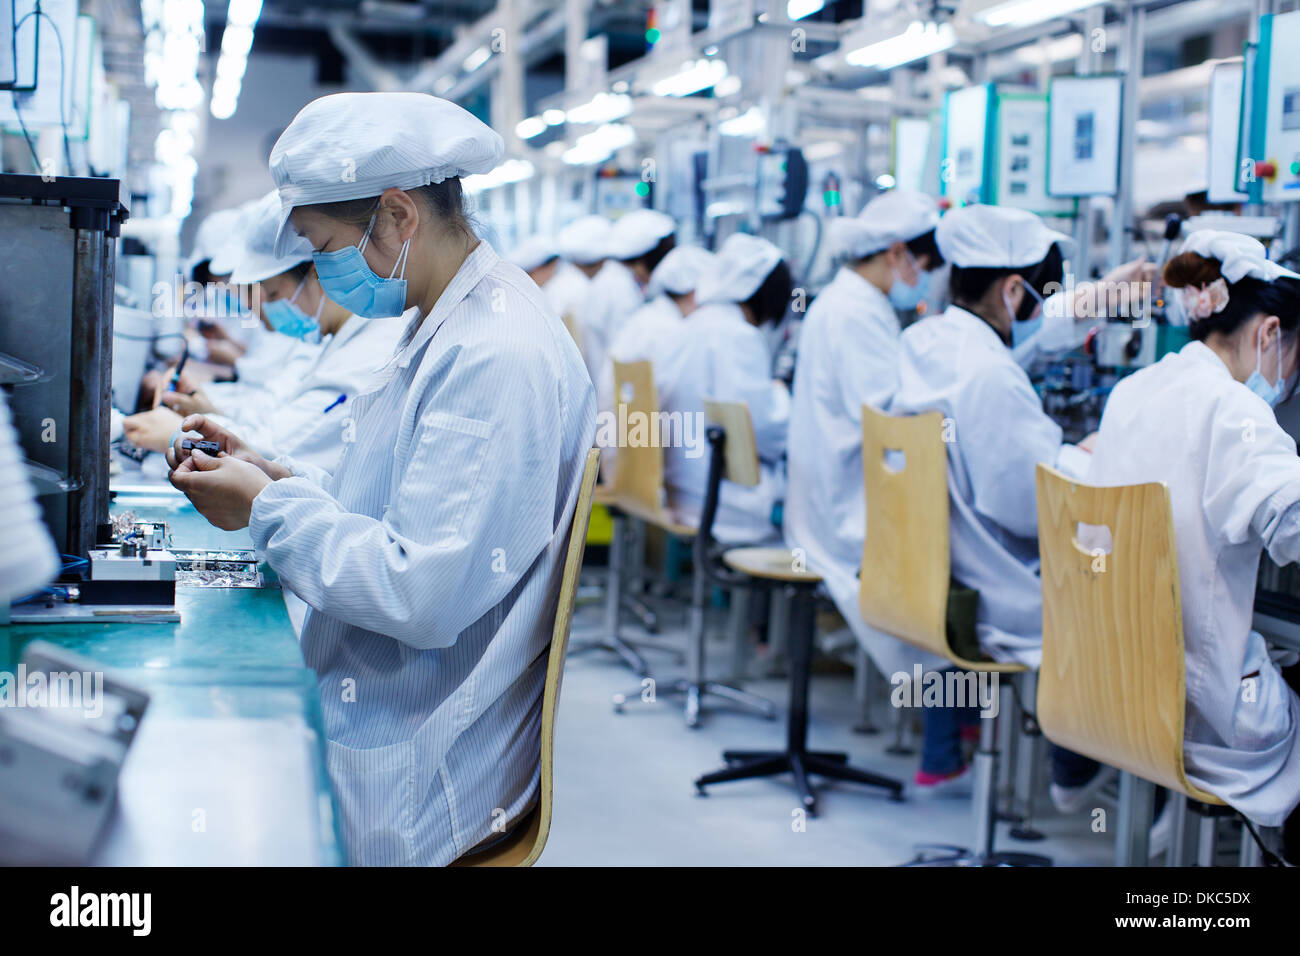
[122,407,184,453]
[158,388,218,417]
[168,450,271,531]
[167,415,290,480]
[1077,431,1099,453]
[1101,256,1157,289]
[205,340,246,366]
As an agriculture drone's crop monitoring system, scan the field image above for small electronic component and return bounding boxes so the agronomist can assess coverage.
[181,439,221,455]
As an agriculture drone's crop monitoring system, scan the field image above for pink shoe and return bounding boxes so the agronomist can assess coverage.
[912,765,972,797]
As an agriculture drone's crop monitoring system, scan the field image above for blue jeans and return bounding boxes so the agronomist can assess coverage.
[920,693,981,775]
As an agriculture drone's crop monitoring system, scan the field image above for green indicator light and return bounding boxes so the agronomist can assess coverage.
[646,27,660,44]
[635,181,650,197]
[1291,161,1300,176]
[823,189,840,206]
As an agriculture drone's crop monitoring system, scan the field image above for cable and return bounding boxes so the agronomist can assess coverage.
[112,330,189,344]
[12,5,74,176]
[1239,814,1289,867]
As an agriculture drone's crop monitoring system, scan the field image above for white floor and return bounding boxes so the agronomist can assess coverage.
[542,585,1116,867]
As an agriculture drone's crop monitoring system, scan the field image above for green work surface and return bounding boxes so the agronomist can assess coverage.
[3,486,343,865]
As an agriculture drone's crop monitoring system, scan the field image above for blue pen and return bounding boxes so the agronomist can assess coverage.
[324,393,347,414]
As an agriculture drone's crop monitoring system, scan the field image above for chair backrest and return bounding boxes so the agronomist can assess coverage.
[611,359,666,511]
[702,398,761,488]
[451,447,601,866]
[1034,464,1222,803]
[857,404,955,662]
[560,311,582,346]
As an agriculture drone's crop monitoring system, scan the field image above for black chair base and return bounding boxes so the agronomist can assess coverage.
[903,843,1052,867]
[695,748,903,816]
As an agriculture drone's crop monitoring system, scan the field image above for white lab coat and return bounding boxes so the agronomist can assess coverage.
[206,328,322,411]
[657,301,788,543]
[1086,341,1300,826]
[544,260,590,330]
[784,268,950,677]
[582,259,644,387]
[207,312,406,473]
[248,242,595,866]
[890,305,1090,667]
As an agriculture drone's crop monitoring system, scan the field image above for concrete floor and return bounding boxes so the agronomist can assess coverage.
[542,585,1116,866]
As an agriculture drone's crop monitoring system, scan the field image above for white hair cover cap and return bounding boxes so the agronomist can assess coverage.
[208,197,263,276]
[557,215,613,265]
[1179,229,1300,284]
[607,209,676,260]
[269,92,504,256]
[695,233,784,306]
[231,191,314,285]
[936,204,1075,270]
[188,207,243,273]
[507,235,559,274]
[647,245,716,298]
[828,189,940,260]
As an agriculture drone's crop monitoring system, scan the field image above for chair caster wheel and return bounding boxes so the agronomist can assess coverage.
[694,784,708,797]
[889,790,905,803]
[611,693,625,714]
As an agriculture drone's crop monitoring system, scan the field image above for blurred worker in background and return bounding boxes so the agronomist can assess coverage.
[785,189,951,682]
[657,233,792,543]
[583,209,675,388]
[549,214,611,359]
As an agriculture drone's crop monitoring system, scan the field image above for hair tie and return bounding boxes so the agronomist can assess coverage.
[1180,277,1230,321]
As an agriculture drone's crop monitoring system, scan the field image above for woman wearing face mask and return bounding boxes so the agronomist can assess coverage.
[165,92,595,866]
[784,190,952,687]
[1081,231,1300,860]
[656,233,793,543]
[127,191,407,473]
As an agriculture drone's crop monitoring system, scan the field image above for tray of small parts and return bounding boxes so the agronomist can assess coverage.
[170,549,265,588]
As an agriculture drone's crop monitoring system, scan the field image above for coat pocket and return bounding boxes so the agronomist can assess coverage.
[326,736,417,866]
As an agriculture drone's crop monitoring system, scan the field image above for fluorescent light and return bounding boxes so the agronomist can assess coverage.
[542,108,567,126]
[651,58,728,97]
[714,75,742,97]
[221,24,254,57]
[434,76,455,94]
[462,46,491,72]
[565,92,632,125]
[788,0,825,19]
[463,159,535,193]
[516,116,547,139]
[804,140,845,161]
[875,173,897,188]
[719,106,766,138]
[226,0,262,28]
[977,0,1103,28]
[845,21,956,70]
[563,124,635,165]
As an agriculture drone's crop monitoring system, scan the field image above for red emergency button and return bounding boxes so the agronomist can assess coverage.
[1255,160,1278,180]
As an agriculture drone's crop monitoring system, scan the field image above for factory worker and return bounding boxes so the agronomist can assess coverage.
[889,205,1093,789]
[1080,231,1300,854]
[583,209,675,386]
[657,233,792,542]
[599,244,715,413]
[547,215,612,349]
[507,235,561,288]
[134,192,408,472]
[0,391,58,606]
[166,91,594,867]
[785,190,951,684]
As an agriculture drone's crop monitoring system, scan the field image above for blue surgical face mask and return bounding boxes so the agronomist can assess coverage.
[263,275,324,342]
[311,214,411,319]
[889,251,930,311]
[1245,326,1285,406]
[1003,279,1045,347]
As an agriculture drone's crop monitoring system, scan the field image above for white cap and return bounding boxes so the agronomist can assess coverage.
[829,189,940,260]
[208,198,264,276]
[696,233,784,306]
[557,215,612,265]
[608,209,676,260]
[936,204,1075,270]
[507,235,559,274]
[187,207,243,274]
[269,92,505,257]
[1179,229,1300,284]
[647,246,715,298]
[230,191,314,285]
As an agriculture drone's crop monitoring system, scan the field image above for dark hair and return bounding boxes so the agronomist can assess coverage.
[949,244,1065,322]
[848,229,944,270]
[743,259,793,324]
[622,233,676,273]
[305,178,472,241]
[192,259,214,284]
[283,260,313,282]
[1164,251,1300,342]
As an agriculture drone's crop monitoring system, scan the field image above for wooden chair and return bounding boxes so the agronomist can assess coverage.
[450,448,599,867]
[574,359,691,675]
[691,400,900,814]
[857,405,1047,865]
[1035,464,1231,866]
